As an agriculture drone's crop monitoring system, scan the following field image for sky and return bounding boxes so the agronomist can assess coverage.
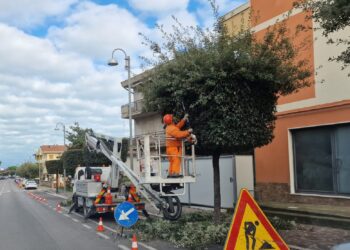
[0,0,246,168]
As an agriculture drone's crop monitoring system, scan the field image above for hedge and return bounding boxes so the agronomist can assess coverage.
[83,146,111,166]
[46,160,63,174]
[62,149,84,176]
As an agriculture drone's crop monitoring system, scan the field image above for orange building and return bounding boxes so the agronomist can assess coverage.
[223,0,350,205]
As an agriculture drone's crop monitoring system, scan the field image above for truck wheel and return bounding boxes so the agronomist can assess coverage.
[83,199,89,218]
[72,195,80,212]
[162,196,182,221]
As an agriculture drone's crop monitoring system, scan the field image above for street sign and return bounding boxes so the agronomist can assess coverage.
[224,189,289,250]
[114,202,139,228]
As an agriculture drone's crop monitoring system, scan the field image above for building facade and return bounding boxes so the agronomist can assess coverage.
[35,145,66,180]
[232,0,350,205]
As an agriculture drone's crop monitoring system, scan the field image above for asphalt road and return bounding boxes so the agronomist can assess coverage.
[0,179,169,250]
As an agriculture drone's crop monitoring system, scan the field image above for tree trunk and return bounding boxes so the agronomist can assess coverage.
[212,151,221,224]
[56,170,59,194]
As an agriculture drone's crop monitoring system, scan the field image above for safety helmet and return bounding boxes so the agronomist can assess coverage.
[163,114,173,125]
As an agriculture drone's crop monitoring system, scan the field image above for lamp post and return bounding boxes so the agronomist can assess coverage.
[108,48,133,170]
[55,122,66,193]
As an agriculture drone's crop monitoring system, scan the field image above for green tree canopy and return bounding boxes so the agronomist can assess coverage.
[62,149,84,176]
[16,162,39,179]
[141,2,311,222]
[46,160,63,175]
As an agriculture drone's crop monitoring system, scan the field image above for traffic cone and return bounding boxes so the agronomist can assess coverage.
[56,202,62,212]
[131,234,138,250]
[127,193,133,202]
[96,217,105,232]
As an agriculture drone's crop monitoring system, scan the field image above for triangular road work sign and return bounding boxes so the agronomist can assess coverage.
[225,189,289,250]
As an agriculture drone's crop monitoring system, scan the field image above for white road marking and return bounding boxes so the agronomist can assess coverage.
[138,242,158,250]
[64,214,70,218]
[96,232,110,240]
[82,224,92,229]
[72,218,79,223]
[52,203,158,250]
[117,244,129,250]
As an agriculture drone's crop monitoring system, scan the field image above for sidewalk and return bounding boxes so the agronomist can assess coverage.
[260,201,350,230]
[37,185,73,199]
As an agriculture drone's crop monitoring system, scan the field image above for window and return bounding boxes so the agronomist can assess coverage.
[293,123,350,195]
[49,154,54,160]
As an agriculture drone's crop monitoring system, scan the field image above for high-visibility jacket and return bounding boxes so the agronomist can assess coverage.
[165,119,190,147]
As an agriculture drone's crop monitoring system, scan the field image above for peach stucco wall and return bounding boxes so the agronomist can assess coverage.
[255,101,350,184]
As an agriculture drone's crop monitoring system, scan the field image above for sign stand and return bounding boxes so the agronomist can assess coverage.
[114,201,139,239]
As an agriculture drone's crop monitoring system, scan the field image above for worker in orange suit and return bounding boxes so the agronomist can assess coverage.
[163,114,193,178]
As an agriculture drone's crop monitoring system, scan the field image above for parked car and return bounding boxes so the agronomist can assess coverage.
[24,180,38,189]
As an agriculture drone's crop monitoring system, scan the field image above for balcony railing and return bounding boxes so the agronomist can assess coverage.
[121,99,145,118]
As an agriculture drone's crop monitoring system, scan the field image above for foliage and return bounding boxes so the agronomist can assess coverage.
[66,122,111,166]
[61,149,84,176]
[60,199,73,207]
[121,138,129,163]
[46,160,63,174]
[4,166,17,176]
[16,162,39,179]
[134,212,230,249]
[140,1,311,222]
[83,146,111,166]
[269,216,297,230]
[141,13,311,154]
[66,122,92,149]
[134,212,295,249]
[294,0,350,69]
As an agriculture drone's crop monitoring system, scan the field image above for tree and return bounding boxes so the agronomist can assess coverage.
[62,149,84,176]
[66,122,91,149]
[140,2,311,223]
[16,162,39,179]
[7,166,17,176]
[294,0,350,69]
[46,160,63,175]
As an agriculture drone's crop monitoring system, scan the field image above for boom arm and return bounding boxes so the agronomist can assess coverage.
[85,132,163,210]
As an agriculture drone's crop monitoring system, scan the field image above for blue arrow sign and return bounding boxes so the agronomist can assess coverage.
[114,202,139,228]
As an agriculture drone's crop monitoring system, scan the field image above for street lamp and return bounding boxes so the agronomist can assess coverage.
[108,48,134,170]
[55,122,66,193]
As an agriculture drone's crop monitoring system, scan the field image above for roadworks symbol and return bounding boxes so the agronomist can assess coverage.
[224,189,289,250]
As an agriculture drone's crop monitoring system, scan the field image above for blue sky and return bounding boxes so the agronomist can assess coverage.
[0,0,246,168]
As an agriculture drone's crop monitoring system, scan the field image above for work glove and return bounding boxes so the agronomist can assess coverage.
[191,134,198,145]
[183,113,189,121]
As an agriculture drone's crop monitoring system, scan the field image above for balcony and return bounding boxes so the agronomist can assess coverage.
[121,99,153,119]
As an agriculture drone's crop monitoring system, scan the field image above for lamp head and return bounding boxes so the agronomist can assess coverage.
[108,58,118,66]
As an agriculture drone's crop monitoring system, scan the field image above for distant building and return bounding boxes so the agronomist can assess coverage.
[35,145,66,180]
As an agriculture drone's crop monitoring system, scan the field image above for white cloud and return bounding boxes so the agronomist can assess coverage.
[0,20,130,167]
[0,0,77,28]
[0,24,94,82]
[48,2,151,61]
[128,0,189,13]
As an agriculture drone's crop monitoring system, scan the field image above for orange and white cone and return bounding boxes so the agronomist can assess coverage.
[131,234,138,250]
[56,203,62,212]
[96,217,105,232]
